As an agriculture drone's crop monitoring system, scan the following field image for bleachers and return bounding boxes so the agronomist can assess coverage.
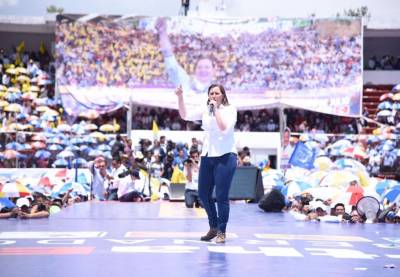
[362,84,393,133]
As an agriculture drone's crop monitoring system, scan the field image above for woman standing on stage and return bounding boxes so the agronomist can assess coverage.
[176,83,237,243]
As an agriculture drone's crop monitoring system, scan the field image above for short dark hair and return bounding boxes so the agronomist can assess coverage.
[334,203,345,210]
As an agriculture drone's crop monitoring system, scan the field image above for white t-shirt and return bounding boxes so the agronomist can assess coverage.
[183,102,237,157]
[184,164,199,191]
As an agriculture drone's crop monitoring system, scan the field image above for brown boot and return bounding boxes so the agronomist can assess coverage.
[200,228,218,241]
[215,231,226,243]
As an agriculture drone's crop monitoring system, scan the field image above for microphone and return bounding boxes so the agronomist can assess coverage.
[209,104,214,116]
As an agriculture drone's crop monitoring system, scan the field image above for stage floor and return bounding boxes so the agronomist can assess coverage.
[0,201,399,277]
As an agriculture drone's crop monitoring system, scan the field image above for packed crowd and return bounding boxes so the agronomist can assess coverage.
[56,18,361,91]
[366,55,400,70]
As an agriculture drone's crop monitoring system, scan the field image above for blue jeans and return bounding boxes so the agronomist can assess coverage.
[198,152,237,233]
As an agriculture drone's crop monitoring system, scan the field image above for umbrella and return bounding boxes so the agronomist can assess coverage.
[334,158,367,171]
[6,142,24,151]
[16,67,28,75]
[303,186,342,201]
[34,150,51,159]
[57,124,71,132]
[57,150,74,159]
[88,149,104,157]
[47,137,61,144]
[377,101,392,110]
[319,170,359,188]
[97,144,111,151]
[70,137,83,145]
[313,156,333,171]
[0,181,31,198]
[17,75,30,82]
[0,198,16,209]
[40,113,56,122]
[0,100,9,107]
[30,85,40,92]
[346,185,364,206]
[52,181,90,197]
[65,145,80,152]
[48,144,63,151]
[3,149,19,159]
[31,134,47,142]
[379,93,393,102]
[99,124,115,133]
[22,92,38,101]
[52,159,69,168]
[377,110,392,117]
[84,123,98,131]
[30,141,46,149]
[281,180,312,199]
[72,158,87,166]
[85,135,99,143]
[79,110,99,120]
[5,68,16,74]
[4,103,22,112]
[381,186,400,203]
[375,179,399,195]
[393,92,400,101]
[36,105,49,112]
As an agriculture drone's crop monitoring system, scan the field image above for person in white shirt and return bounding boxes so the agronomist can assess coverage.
[281,127,294,170]
[107,157,130,201]
[117,170,142,202]
[184,149,201,208]
[176,83,237,243]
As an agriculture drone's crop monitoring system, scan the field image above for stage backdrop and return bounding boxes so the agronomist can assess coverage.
[56,16,362,116]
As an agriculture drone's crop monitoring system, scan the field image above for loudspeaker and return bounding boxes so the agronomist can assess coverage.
[214,166,264,201]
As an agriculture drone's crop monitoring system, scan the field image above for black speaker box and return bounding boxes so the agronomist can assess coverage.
[213,166,264,201]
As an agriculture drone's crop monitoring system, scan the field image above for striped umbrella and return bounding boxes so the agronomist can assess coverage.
[0,181,31,198]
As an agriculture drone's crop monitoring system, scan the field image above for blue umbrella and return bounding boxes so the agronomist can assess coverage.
[378,101,392,110]
[48,144,63,151]
[88,149,104,157]
[382,186,400,203]
[65,145,80,152]
[72,158,87,166]
[6,92,21,102]
[375,180,399,195]
[52,159,68,167]
[70,137,83,145]
[35,150,51,159]
[52,182,90,197]
[0,198,16,209]
[6,142,24,151]
[16,113,29,120]
[97,144,111,151]
[83,136,97,144]
[57,150,74,159]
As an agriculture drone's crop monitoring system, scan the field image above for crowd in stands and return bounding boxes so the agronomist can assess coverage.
[56,18,361,92]
[366,55,400,70]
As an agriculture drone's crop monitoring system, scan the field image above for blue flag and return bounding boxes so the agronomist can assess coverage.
[289,142,316,169]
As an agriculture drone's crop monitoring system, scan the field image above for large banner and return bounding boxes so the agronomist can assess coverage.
[56,16,362,116]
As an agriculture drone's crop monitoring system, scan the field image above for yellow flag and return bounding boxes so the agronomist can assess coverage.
[171,166,187,184]
[152,120,159,137]
[16,41,25,53]
[39,41,46,55]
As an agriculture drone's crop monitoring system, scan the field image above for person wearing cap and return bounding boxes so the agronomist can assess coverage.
[176,84,237,244]
[17,197,50,219]
[117,169,143,202]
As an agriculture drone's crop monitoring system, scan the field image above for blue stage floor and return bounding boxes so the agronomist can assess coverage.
[0,201,399,277]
